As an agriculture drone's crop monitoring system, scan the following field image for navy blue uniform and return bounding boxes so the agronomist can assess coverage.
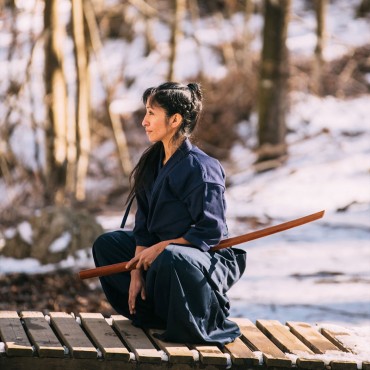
[93,139,247,346]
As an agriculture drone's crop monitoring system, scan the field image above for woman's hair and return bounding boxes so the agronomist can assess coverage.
[127,82,203,203]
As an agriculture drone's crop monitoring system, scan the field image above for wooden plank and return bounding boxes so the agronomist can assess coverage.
[49,312,97,359]
[224,336,260,366]
[287,322,358,370]
[193,344,228,365]
[320,325,369,370]
[0,311,33,357]
[232,318,291,367]
[257,319,325,369]
[111,315,162,363]
[0,356,138,370]
[20,311,65,358]
[79,312,130,360]
[287,321,340,354]
[330,361,358,370]
[147,329,194,364]
[320,326,354,353]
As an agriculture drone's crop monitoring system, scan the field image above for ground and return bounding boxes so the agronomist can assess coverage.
[0,270,115,316]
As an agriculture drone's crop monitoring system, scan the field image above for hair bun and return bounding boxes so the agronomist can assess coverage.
[187,83,203,102]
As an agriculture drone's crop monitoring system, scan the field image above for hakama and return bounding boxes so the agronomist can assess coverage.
[93,230,247,346]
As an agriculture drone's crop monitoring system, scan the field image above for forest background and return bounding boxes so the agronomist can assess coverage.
[0,0,369,326]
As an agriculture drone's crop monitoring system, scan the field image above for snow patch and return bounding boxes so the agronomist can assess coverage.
[48,232,72,253]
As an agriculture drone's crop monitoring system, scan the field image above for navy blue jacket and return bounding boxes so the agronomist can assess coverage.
[134,139,228,251]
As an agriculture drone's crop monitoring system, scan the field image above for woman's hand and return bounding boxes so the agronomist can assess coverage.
[128,269,145,315]
[126,241,170,271]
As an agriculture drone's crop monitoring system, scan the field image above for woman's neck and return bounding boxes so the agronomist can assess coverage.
[162,137,184,165]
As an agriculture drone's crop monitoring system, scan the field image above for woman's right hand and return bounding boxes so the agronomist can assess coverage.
[128,269,146,315]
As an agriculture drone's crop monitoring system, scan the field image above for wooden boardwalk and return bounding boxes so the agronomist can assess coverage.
[0,311,369,370]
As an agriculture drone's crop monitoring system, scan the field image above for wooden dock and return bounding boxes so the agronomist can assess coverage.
[0,311,369,370]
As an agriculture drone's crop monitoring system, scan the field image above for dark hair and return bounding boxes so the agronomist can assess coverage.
[127,82,203,203]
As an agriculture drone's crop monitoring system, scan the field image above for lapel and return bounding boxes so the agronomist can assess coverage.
[150,138,192,201]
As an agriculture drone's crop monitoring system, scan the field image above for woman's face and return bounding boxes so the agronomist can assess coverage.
[142,100,177,144]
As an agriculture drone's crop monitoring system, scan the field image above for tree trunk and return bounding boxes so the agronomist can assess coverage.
[311,0,327,95]
[72,0,91,202]
[167,0,185,81]
[257,0,291,162]
[44,0,68,203]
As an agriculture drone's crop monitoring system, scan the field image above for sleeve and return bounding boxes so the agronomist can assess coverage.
[182,182,226,252]
[133,191,160,247]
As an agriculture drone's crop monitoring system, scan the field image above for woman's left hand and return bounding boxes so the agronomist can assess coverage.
[126,241,170,271]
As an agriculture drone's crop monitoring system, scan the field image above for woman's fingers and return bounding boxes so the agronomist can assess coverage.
[141,287,146,301]
[126,255,138,269]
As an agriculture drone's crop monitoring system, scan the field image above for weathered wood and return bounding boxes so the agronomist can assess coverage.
[320,325,369,370]
[49,312,97,359]
[286,321,340,354]
[257,319,325,369]
[193,344,228,365]
[232,318,291,367]
[320,326,353,353]
[20,311,65,358]
[287,322,358,370]
[147,329,194,364]
[224,336,259,366]
[0,356,137,370]
[330,361,358,370]
[79,312,130,360]
[112,315,162,363]
[1,312,369,370]
[0,311,33,357]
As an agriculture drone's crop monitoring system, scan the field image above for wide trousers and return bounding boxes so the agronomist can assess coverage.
[92,230,247,346]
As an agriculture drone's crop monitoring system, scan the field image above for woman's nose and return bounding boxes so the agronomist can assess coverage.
[142,114,149,127]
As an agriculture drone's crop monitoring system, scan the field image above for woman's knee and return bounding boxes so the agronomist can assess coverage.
[92,230,135,264]
[92,232,113,262]
[154,245,201,270]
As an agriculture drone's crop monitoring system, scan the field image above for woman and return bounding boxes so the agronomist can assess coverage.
[93,82,247,346]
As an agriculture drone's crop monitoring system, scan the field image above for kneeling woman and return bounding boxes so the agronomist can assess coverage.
[93,82,247,346]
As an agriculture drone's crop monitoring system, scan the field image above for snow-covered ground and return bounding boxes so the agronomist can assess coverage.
[225,92,370,327]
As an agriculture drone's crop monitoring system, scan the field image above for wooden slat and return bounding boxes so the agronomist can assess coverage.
[111,315,162,363]
[49,312,97,359]
[224,336,260,366]
[232,318,291,367]
[21,311,65,358]
[193,344,228,365]
[257,320,325,369]
[0,311,33,357]
[147,329,194,364]
[320,326,353,353]
[320,325,370,370]
[287,322,340,354]
[330,361,358,370]
[79,313,129,360]
[287,322,358,370]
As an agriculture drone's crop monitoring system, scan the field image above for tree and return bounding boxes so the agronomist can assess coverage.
[71,0,91,201]
[43,0,69,203]
[167,0,185,81]
[257,0,291,163]
[312,0,327,95]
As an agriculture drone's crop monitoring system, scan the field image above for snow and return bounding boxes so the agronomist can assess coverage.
[48,231,72,253]
[0,0,369,358]
[17,221,33,244]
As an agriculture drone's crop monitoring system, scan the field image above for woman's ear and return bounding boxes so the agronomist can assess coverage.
[170,113,183,128]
